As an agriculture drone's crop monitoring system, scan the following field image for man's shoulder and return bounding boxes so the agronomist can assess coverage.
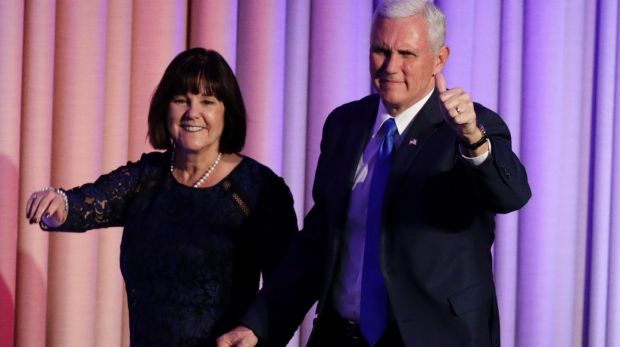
[331,94,379,114]
[325,94,379,126]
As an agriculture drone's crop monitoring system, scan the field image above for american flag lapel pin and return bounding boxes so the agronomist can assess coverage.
[409,138,417,146]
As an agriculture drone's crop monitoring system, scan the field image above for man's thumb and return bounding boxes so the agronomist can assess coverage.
[435,72,447,93]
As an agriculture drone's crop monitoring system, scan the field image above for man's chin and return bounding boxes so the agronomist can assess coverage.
[379,94,402,108]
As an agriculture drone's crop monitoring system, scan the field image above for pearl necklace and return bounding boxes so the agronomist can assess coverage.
[170,152,223,188]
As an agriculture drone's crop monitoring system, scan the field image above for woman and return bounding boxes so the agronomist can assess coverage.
[25,48,297,346]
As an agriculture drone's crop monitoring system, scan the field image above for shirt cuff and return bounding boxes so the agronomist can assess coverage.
[460,140,492,166]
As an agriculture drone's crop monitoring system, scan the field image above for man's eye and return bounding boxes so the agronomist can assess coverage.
[373,48,388,55]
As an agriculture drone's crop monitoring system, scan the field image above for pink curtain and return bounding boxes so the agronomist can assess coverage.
[1,0,619,346]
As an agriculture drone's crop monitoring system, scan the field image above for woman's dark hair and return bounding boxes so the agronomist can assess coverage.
[148,48,246,153]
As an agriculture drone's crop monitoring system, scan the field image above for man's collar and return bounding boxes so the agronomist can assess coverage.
[372,89,435,137]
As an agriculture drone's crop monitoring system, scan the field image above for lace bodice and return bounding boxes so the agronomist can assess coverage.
[47,152,297,346]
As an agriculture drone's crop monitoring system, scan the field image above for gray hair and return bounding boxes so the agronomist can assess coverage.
[372,0,447,52]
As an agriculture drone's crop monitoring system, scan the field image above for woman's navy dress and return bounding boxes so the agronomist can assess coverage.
[46,152,297,346]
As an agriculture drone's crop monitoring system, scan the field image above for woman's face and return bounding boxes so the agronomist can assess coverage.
[167,92,225,154]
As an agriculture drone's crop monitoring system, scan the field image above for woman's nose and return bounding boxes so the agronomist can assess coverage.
[186,102,199,118]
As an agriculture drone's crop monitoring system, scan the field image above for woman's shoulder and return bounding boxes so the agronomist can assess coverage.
[137,151,169,166]
[124,151,169,174]
[229,156,294,217]
[230,156,287,193]
[237,156,283,181]
[122,151,170,183]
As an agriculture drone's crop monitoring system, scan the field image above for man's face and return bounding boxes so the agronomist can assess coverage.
[370,15,448,116]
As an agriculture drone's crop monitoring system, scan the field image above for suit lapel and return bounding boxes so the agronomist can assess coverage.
[339,96,379,194]
[325,95,379,228]
[385,90,445,202]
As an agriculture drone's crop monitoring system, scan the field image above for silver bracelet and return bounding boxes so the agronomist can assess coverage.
[42,186,69,212]
[56,188,69,212]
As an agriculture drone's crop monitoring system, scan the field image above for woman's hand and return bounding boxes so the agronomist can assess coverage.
[25,187,68,228]
[216,326,258,347]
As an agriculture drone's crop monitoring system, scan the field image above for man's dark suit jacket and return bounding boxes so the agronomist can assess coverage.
[242,90,531,347]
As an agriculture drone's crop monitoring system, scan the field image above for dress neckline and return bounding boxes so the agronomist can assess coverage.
[168,152,245,190]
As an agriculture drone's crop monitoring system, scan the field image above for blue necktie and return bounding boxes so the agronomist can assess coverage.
[361,118,397,345]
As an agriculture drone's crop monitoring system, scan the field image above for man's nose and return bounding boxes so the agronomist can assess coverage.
[382,53,398,73]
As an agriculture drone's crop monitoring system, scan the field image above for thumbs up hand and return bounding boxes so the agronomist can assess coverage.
[435,73,488,154]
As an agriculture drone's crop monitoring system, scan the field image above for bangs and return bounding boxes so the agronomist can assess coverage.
[170,60,222,98]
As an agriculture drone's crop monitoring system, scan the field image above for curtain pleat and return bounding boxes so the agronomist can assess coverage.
[14,1,56,346]
[493,1,524,345]
[304,0,373,209]
[128,0,187,161]
[93,1,133,346]
[188,1,238,76]
[236,0,287,173]
[0,1,24,346]
[587,0,619,346]
[45,1,108,345]
[282,0,310,229]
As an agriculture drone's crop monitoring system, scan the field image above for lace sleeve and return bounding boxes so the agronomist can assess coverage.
[43,153,158,232]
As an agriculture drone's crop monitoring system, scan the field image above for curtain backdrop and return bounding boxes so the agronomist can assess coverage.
[1,0,618,346]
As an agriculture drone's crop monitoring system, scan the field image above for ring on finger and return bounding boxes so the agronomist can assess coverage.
[455,105,463,114]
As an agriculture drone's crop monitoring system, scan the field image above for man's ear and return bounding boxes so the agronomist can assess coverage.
[433,45,450,75]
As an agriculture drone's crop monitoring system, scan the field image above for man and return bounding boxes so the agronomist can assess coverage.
[219,0,531,346]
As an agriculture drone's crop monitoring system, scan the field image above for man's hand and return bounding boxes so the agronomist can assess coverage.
[216,326,258,347]
[435,73,488,155]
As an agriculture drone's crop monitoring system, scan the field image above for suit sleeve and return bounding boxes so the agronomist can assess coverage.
[469,104,531,213]
[240,115,341,346]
